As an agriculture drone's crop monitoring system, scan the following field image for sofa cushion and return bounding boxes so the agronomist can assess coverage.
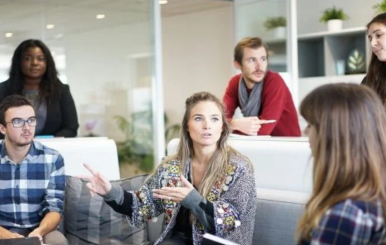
[253,188,308,245]
[64,175,150,245]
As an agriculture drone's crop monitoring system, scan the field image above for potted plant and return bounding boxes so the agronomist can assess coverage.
[373,0,386,15]
[114,111,181,178]
[320,6,349,32]
[264,16,286,38]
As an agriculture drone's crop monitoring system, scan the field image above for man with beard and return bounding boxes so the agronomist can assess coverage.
[0,95,67,244]
[223,37,301,136]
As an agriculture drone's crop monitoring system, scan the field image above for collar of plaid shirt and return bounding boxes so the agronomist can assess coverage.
[0,140,36,165]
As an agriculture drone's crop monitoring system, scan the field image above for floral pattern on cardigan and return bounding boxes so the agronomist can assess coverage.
[126,150,257,245]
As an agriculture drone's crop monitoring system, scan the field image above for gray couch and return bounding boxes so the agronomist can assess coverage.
[149,192,306,245]
[253,189,306,245]
[62,175,306,245]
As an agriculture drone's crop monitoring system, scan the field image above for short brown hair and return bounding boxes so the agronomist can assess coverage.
[0,95,34,125]
[234,37,268,65]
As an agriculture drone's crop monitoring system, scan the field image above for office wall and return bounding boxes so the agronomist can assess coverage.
[235,0,287,40]
[61,21,153,140]
[58,6,234,135]
[162,6,234,126]
[297,0,379,34]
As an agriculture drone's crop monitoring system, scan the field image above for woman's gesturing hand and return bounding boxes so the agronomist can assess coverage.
[78,163,112,196]
[153,175,194,203]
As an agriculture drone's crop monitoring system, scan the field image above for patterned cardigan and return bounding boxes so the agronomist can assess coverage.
[126,150,257,245]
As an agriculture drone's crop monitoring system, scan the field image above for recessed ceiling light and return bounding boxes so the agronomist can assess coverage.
[96,14,105,19]
[5,32,13,38]
[159,0,167,4]
[46,24,55,29]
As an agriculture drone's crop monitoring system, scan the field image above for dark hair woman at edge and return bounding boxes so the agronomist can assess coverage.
[362,12,386,106]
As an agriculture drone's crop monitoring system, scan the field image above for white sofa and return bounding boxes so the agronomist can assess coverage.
[35,137,120,180]
[167,137,312,245]
[43,137,312,245]
[167,137,313,193]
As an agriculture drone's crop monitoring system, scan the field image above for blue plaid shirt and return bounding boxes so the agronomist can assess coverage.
[299,199,386,245]
[0,141,65,229]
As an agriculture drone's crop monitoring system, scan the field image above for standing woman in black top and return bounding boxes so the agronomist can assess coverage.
[0,39,79,138]
[362,12,386,105]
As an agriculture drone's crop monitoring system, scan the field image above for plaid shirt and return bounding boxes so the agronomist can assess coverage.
[0,140,65,229]
[299,199,386,245]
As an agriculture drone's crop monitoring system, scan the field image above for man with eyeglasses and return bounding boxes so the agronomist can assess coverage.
[0,95,68,244]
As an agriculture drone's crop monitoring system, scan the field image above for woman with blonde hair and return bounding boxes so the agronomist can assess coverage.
[80,91,257,245]
[297,83,386,244]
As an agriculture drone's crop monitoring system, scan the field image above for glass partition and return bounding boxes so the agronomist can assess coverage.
[0,0,164,176]
[233,0,298,100]
[234,0,287,71]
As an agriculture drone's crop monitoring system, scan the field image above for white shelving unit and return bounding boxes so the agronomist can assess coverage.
[297,27,366,40]
[298,74,365,101]
[297,27,369,106]
[265,27,370,105]
[298,27,369,78]
[266,39,287,73]
[266,27,369,78]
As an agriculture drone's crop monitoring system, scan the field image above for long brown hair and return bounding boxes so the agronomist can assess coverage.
[176,91,231,198]
[364,13,386,105]
[297,83,386,241]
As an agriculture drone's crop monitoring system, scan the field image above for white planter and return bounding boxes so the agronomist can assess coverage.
[272,26,286,38]
[327,19,343,32]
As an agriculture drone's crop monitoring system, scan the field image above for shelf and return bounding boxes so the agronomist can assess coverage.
[298,27,366,40]
[297,28,368,78]
[298,74,366,104]
[298,38,324,77]
[262,27,369,78]
[265,38,286,44]
[266,39,287,73]
[298,74,366,82]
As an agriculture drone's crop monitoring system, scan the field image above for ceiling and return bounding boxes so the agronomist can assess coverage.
[0,0,232,70]
[0,0,232,44]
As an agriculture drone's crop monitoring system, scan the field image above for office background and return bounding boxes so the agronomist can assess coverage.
[0,0,380,167]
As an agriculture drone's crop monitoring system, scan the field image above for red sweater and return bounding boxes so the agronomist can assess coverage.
[223,71,301,136]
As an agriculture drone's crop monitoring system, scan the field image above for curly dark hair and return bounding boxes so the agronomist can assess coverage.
[6,39,61,104]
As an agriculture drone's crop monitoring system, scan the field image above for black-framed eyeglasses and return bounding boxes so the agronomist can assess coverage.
[6,117,37,128]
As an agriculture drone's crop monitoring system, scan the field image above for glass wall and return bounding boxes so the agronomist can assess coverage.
[234,0,287,70]
[233,0,298,99]
[0,0,164,175]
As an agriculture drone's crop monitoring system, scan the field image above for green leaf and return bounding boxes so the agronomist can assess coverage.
[264,16,286,30]
[373,0,386,14]
[320,6,349,23]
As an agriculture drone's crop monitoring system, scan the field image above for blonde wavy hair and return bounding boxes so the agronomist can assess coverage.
[175,91,232,198]
[297,83,386,241]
